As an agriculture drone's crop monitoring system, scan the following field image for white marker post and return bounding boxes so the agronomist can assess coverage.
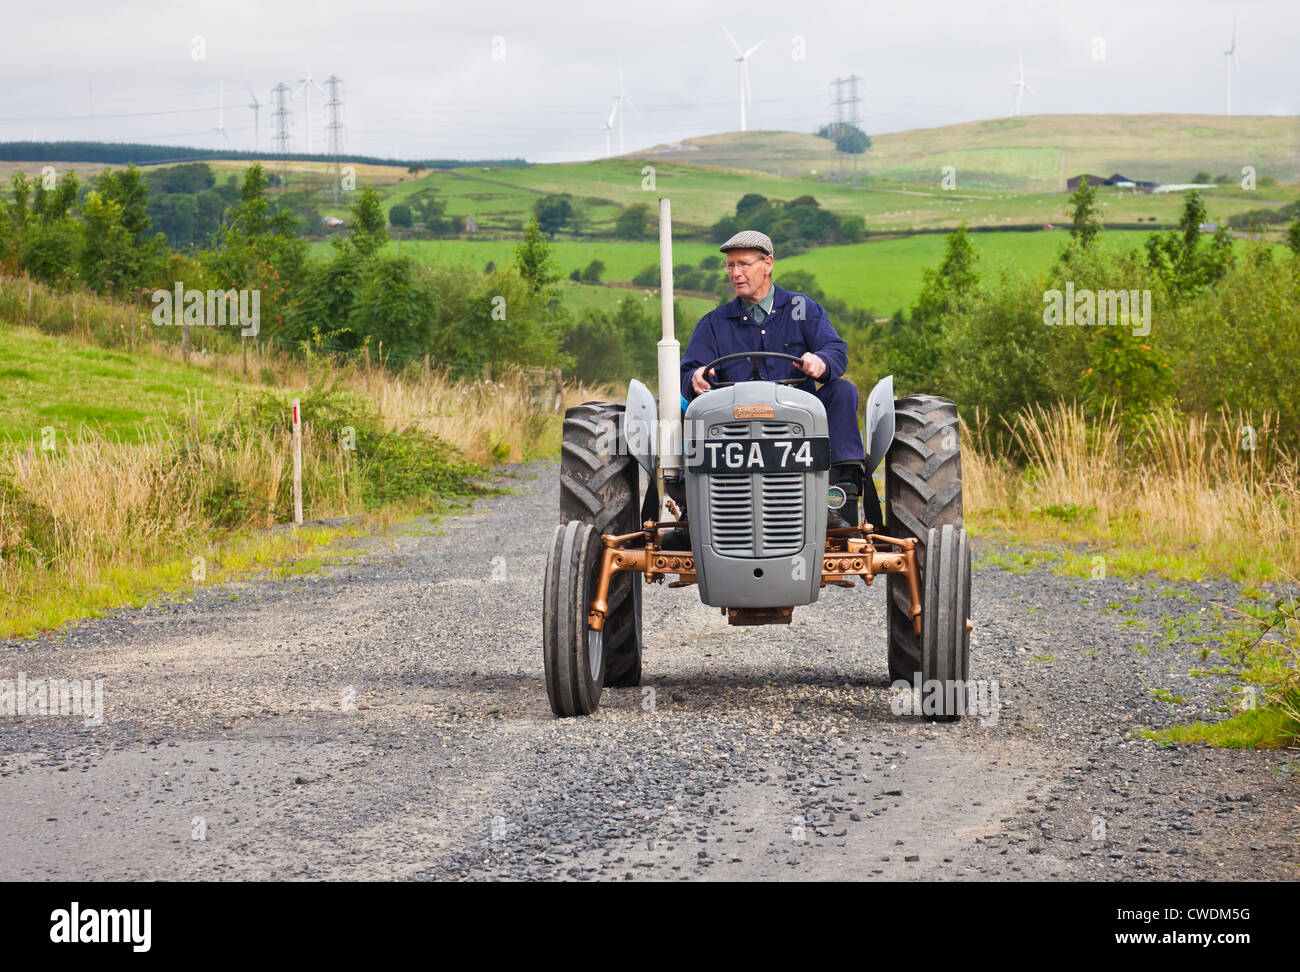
[656,198,682,511]
[291,398,303,526]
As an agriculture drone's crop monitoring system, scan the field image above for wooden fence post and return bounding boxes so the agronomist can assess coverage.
[291,398,303,526]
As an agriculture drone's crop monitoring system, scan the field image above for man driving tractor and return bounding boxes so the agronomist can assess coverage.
[680,229,882,530]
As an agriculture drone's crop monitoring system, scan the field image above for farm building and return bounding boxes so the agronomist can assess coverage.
[1066,172,1157,192]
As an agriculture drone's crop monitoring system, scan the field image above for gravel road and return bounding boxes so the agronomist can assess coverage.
[2,460,1296,881]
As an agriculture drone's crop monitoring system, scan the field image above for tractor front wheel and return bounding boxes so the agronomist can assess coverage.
[543,520,605,717]
[917,525,972,722]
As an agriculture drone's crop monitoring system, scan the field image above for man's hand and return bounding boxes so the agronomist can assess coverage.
[795,352,827,380]
[691,366,716,394]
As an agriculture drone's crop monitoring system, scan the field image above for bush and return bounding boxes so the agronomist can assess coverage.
[228,387,484,511]
[615,203,651,240]
[389,204,413,227]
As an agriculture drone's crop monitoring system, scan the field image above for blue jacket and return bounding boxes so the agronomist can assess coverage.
[679,284,849,403]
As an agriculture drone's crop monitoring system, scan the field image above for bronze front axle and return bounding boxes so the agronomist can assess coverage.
[587,522,923,635]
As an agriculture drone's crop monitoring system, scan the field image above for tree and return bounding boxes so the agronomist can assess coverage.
[816,122,871,154]
[349,186,390,258]
[20,218,82,287]
[774,269,825,302]
[1287,218,1300,257]
[79,190,132,295]
[32,171,79,224]
[93,164,168,288]
[533,194,574,236]
[913,224,979,322]
[735,193,769,220]
[892,224,979,391]
[580,259,605,283]
[1067,175,1103,251]
[1144,190,1233,296]
[614,203,651,240]
[389,203,413,228]
[206,164,307,336]
[227,164,272,237]
[98,165,151,241]
[516,217,558,292]
[1191,171,1211,184]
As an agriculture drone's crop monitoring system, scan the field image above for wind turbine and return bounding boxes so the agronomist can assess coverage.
[603,64,640,156]
[604,98,618,157]
[1223,18,1238,115]
[723,27,765,132]
[212,82,234,149]
[1012,51,1034,117]
[293,64,326,154]
[248,87,262,153]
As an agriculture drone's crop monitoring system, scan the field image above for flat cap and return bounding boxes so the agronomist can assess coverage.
[719,229,773,258]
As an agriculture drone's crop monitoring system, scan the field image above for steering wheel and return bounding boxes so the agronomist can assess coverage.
[700,351,811,389]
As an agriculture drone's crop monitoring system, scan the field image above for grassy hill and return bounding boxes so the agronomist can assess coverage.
[0,325,244,449]
[634,114,1300,190]
[354,115,1298,238]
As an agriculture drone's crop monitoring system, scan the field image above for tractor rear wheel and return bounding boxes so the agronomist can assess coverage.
[560,401,643,687]
[543,520,605,717]
[884,395,963,685]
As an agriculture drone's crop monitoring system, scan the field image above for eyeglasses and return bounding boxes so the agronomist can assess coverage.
[724,258,767,272]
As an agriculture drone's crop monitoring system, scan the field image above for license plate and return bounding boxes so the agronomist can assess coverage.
[688,437,831,474]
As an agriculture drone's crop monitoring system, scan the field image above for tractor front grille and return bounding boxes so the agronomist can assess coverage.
[709,474,755,556]
[703,418,807,558]
[760,473,804,555]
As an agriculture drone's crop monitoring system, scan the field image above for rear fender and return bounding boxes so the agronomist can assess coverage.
[864,374,895,476]
[624,379,657,476]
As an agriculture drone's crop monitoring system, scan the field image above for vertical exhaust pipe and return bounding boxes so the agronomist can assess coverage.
[656,197,682,505]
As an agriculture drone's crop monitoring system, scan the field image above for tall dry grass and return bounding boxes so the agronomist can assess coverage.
[964,400,1300,575]
[0,402,356,598]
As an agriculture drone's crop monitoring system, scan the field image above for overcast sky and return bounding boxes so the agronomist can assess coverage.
[0,0,1294,163]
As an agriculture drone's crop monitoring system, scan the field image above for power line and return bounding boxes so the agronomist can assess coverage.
[0,104,226,124]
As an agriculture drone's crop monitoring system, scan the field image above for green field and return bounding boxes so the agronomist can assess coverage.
[312,237,721,279]
[313,229,1291,320]
[555,279,717,323]
[0,325,241,449]
[781,230,1160,314]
